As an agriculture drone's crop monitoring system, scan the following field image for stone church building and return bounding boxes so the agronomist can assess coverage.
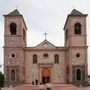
[4,9,88,86]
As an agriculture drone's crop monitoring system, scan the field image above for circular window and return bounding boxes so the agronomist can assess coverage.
[43,43,48,48]
[10,53,16,59]
[43,53,48,58]
[76,53,80,58]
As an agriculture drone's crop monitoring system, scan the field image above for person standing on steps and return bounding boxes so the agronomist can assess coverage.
[46,81,52,90]
[38,83,44,90]
[35,79,38,85]
[32,81,34,85]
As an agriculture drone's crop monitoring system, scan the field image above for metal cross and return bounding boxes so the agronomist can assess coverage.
[16,6,18,9]
[72,5,75,9]
[43,32,48,39]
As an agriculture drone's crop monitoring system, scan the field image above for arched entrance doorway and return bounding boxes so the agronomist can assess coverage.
[42,68,51,84]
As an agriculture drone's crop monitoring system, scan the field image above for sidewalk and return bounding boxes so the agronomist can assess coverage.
[76,86,90,90]
[1,85,90,90]
[1,87,16,90]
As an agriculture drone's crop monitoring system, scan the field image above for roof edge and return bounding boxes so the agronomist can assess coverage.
[63,14,88,30]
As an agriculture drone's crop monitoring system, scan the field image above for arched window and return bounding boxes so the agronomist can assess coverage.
[54,54,59,63]
[10,23,16,35]
[33,55,37,64]
[74,23,81,34]
[11,69,15,81]
[76,69,81,80]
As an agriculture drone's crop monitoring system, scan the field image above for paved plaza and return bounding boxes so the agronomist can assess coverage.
[1,84,90,90]
[76,87,90,90]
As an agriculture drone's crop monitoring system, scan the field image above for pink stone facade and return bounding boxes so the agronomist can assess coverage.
[4,9,88,86]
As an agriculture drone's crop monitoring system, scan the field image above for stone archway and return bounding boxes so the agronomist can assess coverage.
[42,68,51,84]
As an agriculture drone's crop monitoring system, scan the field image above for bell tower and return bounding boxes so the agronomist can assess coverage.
[4,9,27,86]
[64,9,88,85]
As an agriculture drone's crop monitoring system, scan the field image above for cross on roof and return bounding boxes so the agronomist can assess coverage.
[43,32,48,39]
[72,5,76,10]
[16,6,18,9]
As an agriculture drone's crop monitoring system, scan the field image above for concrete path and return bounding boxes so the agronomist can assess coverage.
[76,86,90,90]
[1,87,16,90]
[15,84,78,90]
[1,85,90,90]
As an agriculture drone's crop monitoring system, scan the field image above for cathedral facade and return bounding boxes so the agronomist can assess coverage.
[4,9,88,86]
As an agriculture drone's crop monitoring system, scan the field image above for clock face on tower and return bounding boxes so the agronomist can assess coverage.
[43,43,48,48]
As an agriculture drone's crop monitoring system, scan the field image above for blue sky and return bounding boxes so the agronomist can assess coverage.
[0,0,90,74]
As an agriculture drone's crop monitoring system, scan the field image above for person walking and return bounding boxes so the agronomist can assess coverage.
[46,82,52,90]
[32,81,34,85]
[38,83,44,90]
[35,79,38,85]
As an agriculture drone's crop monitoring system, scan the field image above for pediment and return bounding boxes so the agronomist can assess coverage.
[35,39,57,49]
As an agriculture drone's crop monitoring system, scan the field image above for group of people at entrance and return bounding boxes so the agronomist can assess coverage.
[32,79,52,90]
[32,79,39,85]
[38,82,52,90]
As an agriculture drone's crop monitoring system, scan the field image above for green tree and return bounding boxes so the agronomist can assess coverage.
[0,72,4,87]
[88,75,90,78]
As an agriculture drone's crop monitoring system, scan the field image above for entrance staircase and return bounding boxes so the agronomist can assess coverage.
[15,84,78,90]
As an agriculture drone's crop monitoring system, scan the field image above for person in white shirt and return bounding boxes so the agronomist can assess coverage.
[45,82,52,90]
[38,83,44,90]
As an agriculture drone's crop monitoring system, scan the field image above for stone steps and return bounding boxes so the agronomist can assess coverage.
[15,84,78,90]
[1,87,16,90]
